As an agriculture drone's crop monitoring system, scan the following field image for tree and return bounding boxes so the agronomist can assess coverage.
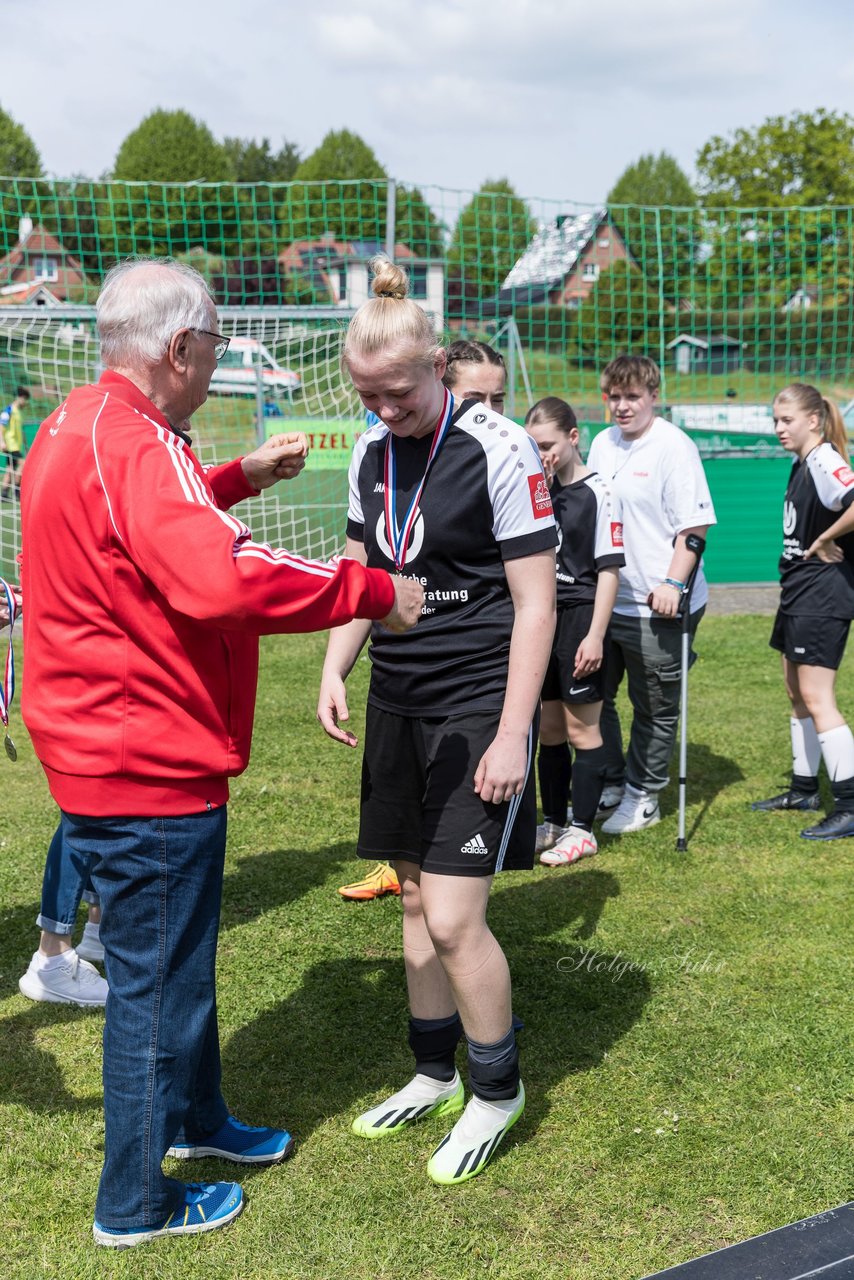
[446,179,535,319]
[0,104,42,254]
[279,129,442,256]
[578,260,666,364]
[606,154,698,305]
[607,152,696,208]
[697,109,854,207]
[113,109,231,182]
[222,136,301,184]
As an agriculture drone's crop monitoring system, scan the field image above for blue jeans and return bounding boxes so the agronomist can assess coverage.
[71,807,230,1229]
[36,820,100,935]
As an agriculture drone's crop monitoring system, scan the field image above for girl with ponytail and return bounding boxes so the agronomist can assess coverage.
[752,383,854,839]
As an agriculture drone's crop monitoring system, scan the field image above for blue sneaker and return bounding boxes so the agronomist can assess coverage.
[93,1181,243,1248]
[166,1115,294,1164]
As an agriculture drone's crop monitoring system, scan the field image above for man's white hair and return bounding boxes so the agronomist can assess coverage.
[96,258,215,369]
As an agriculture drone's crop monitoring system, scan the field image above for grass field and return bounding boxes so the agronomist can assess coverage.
[0,616,851,1279]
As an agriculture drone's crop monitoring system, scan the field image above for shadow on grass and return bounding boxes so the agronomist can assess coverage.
[674,741,745,843]
[218,841,356,934]
[0,999,102,1114]
[221,866,652,1147]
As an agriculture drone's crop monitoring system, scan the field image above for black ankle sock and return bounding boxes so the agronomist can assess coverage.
[792,773,819,795]
[467,1027,520,1101]
[571,744,608,828]
[408,1014,462,1081]
[830,776,854,813]
[537,742,571,826]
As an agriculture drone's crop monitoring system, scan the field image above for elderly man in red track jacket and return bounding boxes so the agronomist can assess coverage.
[20,258,423,1249]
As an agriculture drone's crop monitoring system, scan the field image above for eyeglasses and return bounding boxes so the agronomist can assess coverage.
[193,329,231,362]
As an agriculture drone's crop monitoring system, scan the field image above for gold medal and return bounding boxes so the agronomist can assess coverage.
[4,733,16,762]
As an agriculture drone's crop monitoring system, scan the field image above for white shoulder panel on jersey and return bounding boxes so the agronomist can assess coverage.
[806,442,854,512]
[584,472,623,561]
[347,420,389,526]
[454,402,555,541]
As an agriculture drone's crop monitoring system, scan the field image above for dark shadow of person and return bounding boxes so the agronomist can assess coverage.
[218,840,358,935]
[0,1000,102,1114]
[220,866,651,1155]
[666,741,745,842]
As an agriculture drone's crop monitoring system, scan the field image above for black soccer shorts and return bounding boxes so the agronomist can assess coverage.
[357,703,537,876]
[540,603,610,704]
[769,609,851,670]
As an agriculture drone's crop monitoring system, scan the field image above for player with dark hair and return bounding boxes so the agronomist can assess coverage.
[525,397,624,864]
[751,382,854,839]
[318,259,556,1183]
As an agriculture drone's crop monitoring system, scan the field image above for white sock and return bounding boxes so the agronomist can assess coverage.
[82,921,101,940]
[791,716,821,777]
[35,949,76,970]
[818,724,854,781]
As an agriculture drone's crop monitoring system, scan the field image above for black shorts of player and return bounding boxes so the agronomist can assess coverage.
[357,703,537,876]
[769,609,851,670]
[540,604,609,704]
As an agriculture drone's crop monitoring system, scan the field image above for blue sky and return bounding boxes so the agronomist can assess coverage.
[3,0,854,206]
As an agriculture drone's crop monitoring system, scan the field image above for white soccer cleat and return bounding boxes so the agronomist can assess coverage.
[351,1071,464,1139]
[540,824,598,866]
[601,785,661,834]
[427,1084,525,1185]
[596,785,624,817]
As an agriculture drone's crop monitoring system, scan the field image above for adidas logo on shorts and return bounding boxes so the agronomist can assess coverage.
[460,833,489,855]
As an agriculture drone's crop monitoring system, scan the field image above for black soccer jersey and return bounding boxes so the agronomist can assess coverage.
[779,442,854,617]
[346,398,558,715]
[550,471,625,608]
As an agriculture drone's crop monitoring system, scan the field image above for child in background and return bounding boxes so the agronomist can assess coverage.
[525,398,624,865]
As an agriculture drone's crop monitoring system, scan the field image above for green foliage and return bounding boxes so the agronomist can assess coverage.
[280,130,442,255]
[223,136,301,184]
[697,109,854,207]
[0,106,42,254]
[113,108,231,182]
[578,259,664,361]
[607,152,696,207]
[447,179,535,317]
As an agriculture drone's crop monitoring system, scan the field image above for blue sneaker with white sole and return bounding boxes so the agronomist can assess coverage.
[93,1181,243,1248]
[166,1115,294,1164]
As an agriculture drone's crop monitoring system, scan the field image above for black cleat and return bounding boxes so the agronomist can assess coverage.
[751,790,821,812]
[800,810,854,840]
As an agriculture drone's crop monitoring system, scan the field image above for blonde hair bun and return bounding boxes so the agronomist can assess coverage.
[371,256,409,301]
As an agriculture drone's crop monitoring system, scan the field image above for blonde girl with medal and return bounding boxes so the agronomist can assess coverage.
[317,260,557,1184]
[751,383,854,839]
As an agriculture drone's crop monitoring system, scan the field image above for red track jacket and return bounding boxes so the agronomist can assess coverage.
[21,372,394,816]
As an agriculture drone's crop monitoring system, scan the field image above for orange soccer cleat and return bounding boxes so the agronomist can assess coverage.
[337,863,401,901]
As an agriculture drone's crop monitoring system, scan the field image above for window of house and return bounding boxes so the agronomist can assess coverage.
[598,238,610,248]
[582,262,600,281]
[33,256,58,281]
[409,266,428,298]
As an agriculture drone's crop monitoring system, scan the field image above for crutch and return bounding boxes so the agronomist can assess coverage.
[675,533,706,852]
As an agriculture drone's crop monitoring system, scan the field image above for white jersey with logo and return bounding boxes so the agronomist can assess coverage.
[587,416,716,617]
[779,442,854,616]
[347,398,558,715]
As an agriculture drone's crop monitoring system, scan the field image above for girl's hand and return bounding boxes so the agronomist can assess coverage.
[805,537,843,563]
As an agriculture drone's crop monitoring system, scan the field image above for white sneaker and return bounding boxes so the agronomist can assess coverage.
[535,820,566,855]
[540,824,598,866]
[601,785,660,834]
[18,950,109,1007]
[351,1071,464,1139]
[76,922,105,964]
[427,1084,525,1185]
[596,785,624,817]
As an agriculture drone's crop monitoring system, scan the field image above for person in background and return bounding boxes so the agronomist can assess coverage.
[21,257,422,1248]
[1,386,29,500]
[751,382,854,839]
[337,337,509,901]
[525,397,624,865]
[319,259,555,1184]
[586,356,716,834]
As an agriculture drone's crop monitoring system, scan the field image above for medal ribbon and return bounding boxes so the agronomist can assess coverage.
[383,388,454,572]
[0,577,18,735]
